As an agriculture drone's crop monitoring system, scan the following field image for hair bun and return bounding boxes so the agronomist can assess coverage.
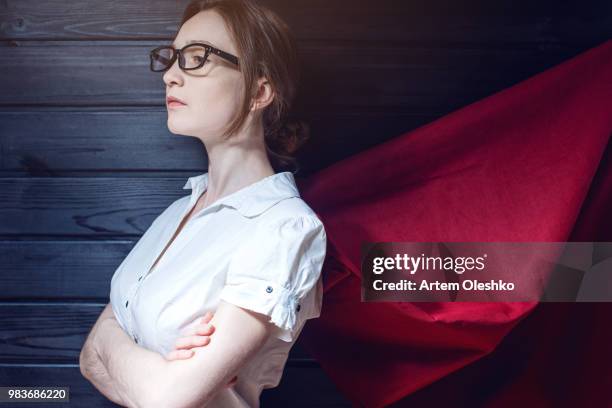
[265,119,310,174]
[277,120,310,154]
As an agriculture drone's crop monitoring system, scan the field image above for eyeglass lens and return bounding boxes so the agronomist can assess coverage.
[151,45,209,71]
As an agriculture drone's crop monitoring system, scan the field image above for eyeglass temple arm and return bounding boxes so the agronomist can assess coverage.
[209,47,240,66]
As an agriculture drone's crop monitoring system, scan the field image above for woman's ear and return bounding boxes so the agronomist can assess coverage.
[250,77,275,112]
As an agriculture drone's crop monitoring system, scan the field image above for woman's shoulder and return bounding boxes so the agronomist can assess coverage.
[249,197,326,245]
[261,196,323,226]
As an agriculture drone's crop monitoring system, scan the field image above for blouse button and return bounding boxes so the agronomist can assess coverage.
[266,286,273,293]
[296,304,301,312]
[125,300,129,308]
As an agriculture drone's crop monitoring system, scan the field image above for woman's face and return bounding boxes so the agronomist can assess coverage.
[163,10,244,140]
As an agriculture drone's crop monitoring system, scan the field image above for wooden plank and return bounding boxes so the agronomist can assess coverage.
[0,40,596,108]
[0,365,350,407]
[0,177,183,236]
[0,107,437,173]
[0,304,318,364]
[0,241,130,300]
[1,0,609,45]
[0,107,207,172]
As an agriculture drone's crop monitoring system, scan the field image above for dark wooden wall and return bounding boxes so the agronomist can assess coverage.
[0,0,610,406]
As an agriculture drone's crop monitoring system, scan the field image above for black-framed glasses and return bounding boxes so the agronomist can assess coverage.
[149,43,240,72]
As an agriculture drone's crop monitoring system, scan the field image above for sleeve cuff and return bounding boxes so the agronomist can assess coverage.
[219,277,300,341]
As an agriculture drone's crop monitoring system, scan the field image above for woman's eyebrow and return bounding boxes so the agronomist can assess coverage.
[172,39,215,48]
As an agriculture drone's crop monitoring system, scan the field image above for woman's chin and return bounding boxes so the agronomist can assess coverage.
[166,120,193,135]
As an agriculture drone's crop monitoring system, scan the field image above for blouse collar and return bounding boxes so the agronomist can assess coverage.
[183,171,301,218]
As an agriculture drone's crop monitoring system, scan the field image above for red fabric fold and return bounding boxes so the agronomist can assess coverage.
[296,39,612,407]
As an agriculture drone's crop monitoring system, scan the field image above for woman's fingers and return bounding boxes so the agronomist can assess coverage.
[179,311,215,337]
[174,335,211,350]
[181,322,215,337]
[165,312,216,361]
[201,311,214,323]
[165,349,194,361]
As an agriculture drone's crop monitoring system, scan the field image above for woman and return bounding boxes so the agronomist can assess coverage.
[79,1,327,407]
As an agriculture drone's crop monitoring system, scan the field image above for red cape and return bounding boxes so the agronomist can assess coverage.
[296,39,612,407]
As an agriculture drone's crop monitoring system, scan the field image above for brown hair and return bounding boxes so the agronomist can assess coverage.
[177,0,310,174]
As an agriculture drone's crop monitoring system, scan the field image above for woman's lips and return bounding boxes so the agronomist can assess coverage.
[167,101,187,108]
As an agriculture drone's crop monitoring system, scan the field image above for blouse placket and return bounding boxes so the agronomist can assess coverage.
[123,187,207,344]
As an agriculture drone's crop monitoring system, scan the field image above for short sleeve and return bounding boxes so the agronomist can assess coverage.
[219,214,327,342]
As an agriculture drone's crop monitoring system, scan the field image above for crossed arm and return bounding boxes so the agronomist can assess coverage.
[80,301,274,407]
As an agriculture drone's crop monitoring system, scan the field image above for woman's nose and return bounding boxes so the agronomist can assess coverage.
[163,58,184,86]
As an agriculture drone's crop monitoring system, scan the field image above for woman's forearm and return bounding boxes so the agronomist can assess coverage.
[80,338,127,406]
[80,304,128,406]
[93,316,169,408]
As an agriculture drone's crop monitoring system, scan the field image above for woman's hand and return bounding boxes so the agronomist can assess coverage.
[164,311,238,387]
[165,311,216,360]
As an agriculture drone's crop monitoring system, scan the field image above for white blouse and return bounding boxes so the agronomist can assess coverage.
[109,171,327,407]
